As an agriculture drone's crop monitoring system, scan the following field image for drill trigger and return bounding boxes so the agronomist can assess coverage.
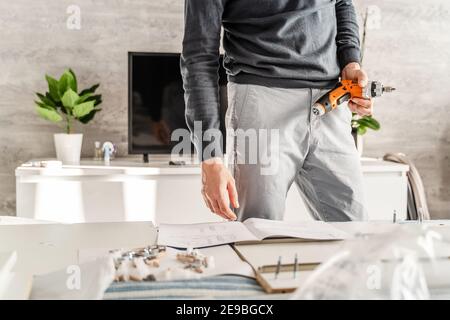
[337,92,351,105]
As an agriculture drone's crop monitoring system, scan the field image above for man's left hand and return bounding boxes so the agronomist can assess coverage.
[341,62,373,117]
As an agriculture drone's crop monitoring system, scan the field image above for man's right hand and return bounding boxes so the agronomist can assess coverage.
[201,158,239,221]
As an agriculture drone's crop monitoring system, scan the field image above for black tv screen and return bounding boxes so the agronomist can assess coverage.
[128,52,228,155]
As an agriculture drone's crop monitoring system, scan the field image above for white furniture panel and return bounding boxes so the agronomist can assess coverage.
[16,157,409,224]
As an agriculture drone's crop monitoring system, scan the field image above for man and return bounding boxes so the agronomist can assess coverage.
[181,0,371,222]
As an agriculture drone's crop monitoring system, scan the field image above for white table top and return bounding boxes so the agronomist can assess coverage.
[16,156,409,177]
[4,217,450,300]
[0,217,157,275]
[3,217,449,276]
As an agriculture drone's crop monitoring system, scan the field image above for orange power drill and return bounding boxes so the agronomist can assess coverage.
[312,80,396,116]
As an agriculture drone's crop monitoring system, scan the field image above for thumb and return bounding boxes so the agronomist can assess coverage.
[227,179,239,209]
[357,70,369,87]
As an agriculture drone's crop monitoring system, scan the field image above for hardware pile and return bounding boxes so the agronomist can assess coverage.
[111,245,167,282]
[176,247,215,273]
[111,246,215,282]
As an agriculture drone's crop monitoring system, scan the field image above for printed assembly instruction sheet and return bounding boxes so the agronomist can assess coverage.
[158,218,350,248]
[158,221,258,248]
[243,218,350,241]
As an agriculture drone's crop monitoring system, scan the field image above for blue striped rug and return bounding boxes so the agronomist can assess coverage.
[104,275,266,300]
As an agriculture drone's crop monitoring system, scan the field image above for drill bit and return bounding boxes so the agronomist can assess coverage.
[382,86,396,93]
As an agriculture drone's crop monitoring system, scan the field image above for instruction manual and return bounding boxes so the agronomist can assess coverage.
[158,218,350,248]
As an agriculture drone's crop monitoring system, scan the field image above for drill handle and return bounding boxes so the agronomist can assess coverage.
[313,80,365,116]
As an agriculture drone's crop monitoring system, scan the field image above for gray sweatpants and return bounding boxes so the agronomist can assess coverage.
[225,82,368,222]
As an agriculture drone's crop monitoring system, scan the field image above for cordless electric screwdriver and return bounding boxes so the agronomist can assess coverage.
[312,80,396,116]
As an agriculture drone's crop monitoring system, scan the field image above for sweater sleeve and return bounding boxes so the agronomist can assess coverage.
[180,0,226,161]
[335,0,361,69]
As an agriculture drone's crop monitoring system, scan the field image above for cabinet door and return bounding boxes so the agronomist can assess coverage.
[363,172,408,221]
[284,171,408,221]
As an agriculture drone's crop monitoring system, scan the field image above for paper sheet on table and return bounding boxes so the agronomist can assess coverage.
[243,218,350,241]
[157,246,254,279]
[158,218,349,248]
[158,221,258,248]
[200,245,254,278]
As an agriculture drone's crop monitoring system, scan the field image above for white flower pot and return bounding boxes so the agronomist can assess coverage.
[54,133,83,164]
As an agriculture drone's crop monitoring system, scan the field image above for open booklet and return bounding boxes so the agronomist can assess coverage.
[158,218,350,249]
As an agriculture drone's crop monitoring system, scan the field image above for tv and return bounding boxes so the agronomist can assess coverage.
[128,52,228,159]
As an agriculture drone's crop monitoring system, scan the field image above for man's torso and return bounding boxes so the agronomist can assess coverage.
[221,0,341,88]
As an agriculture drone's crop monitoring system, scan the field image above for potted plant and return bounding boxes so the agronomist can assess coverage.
[34,69,102,164]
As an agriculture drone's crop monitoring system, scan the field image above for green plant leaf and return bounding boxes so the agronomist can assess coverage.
[76,93,93,104]
[358,116,381,131]
[68,69,78,92]
[61,89,80,109]
[79,84,100,96]
[36,106,62,122]
[51,90,67,113]
[58,73,69,97]
[45,92,60,106]
[58,70,77,97]
[93,94,102,106]
[83,94,102,107]
[35,100,44,107]
[78,108,102,124]
[45,75,60,101]
[73,101,95,118]
[36,92,56,107]
[357,126,367,135]
[368,117,381,130]
[34,101,53,110]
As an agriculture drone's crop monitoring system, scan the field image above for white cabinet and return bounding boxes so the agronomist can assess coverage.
[16,157,409,224]
[285,159,410,222]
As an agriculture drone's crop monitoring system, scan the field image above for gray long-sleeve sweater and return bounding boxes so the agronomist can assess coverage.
[181,0,361,161]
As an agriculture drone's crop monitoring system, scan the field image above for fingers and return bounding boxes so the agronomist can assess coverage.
[201,189,213,211]
[227,178,239,209]
[200,161,238,221]
[351,97,371,108]
[202,187,237,221]
[347,101,359,113]
[217,194,237,221]
[210,199,223,218]
[349,97,373,117]
[349,101,371,117]
[204,192,221,218]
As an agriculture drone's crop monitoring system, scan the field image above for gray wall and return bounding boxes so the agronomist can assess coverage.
[355,0,450,219]
[0,0,449,218]
[0,0,184,214]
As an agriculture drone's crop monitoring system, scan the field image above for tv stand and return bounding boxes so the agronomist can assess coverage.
[143,154,149,163]
[15,158,408,223]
